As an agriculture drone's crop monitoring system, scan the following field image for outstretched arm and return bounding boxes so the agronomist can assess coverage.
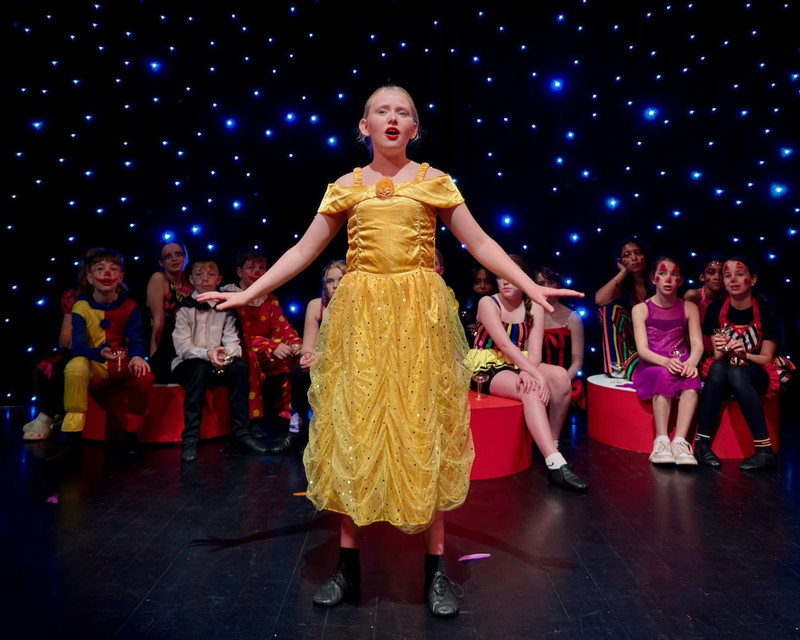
[439,202,583,313]
[198,212,346,310]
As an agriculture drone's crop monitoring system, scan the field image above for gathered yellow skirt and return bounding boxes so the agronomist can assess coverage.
[304,270,474,534]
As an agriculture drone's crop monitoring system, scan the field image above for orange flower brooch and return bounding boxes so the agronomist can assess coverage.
[375,177,395,199]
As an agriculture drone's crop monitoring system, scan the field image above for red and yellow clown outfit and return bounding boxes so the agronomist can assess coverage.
[221,284,302,421]
[62,292,154,433]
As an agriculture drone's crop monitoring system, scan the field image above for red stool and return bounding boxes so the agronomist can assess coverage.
[469,391,532,480]
[586,374,780,458]
[83,384,232,443]
[83,387,136,441]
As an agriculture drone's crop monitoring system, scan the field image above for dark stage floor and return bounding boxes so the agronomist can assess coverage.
[2,401,799,640]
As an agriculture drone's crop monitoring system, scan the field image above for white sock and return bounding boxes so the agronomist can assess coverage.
[673,436,687,444]
[655,435,670,444]
[553,439,560,450]
[545,452,568,469]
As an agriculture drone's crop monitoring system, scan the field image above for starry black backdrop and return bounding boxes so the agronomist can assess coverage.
[6,0,798,405]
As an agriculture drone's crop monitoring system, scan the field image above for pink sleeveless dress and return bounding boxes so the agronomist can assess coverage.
[632,299,702,400]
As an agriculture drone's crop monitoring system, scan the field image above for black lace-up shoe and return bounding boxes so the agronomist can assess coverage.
[312,566,359,607]
[426,570,463,617]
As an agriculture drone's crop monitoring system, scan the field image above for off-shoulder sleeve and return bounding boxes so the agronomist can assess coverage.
[405,174,465,209]
[318,184,369,214]
[317,173,465,214]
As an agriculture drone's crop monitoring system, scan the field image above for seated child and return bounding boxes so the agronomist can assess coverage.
[59,248,154,456]
[534,266,586,411]
[171,256,267,463]
[694,257,787,471]
[595,236,653,380]
[631,255,703,466]
[221,249,302,432]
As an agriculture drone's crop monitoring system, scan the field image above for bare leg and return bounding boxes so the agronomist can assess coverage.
[652,394,672,438]
[538,363,571,441]
[489,370,558,458]
[488,370,587,491]
[674,389,699,441]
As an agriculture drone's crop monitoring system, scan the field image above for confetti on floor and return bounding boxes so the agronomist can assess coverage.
[458,553,491,563]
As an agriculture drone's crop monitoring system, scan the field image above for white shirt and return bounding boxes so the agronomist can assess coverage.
[171,292,243,370]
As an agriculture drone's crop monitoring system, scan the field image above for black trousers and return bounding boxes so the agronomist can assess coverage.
[174,358,250,443]
[696,359,770,443]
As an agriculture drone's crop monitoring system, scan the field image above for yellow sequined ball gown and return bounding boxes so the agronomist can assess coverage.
[304,162,474,534]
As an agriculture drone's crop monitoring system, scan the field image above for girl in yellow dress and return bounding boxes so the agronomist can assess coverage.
[199,85,583,617]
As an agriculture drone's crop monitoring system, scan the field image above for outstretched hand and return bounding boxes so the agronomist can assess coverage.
[197,290,247,311]
[527,285,584,313]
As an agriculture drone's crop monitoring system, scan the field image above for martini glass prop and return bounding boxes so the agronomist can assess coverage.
[713,324,730,351]
[713,324,739,364]
[472,372,490,399]
[609,361,625,385]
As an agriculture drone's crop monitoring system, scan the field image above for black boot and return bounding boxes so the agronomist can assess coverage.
[181,441,199,463]
[425,554,462,617]
[739,448,777,471]
[313,548,360,607]
[694,439,722,468]
[269,431,306,455]
[250,423,268,439]
[235,434,268,454]
[547,464,589,492]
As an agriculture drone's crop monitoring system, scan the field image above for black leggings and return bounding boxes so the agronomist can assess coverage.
[696,359,770,442]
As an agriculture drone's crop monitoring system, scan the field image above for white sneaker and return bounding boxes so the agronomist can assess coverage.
[22,412,55,441]
[649,439,675,464]
[671,440,699,466]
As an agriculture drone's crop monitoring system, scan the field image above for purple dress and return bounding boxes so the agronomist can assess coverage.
[632,299,702,400]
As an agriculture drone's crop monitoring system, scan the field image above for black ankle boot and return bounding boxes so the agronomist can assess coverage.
[235,434,268,454]
[739,449,776,471]
[694,440,721,468]
[424,554,462,617]
[547,464,589,492]
[269,431,306,455]
[313,548,360,607]
[181,441,198,463]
